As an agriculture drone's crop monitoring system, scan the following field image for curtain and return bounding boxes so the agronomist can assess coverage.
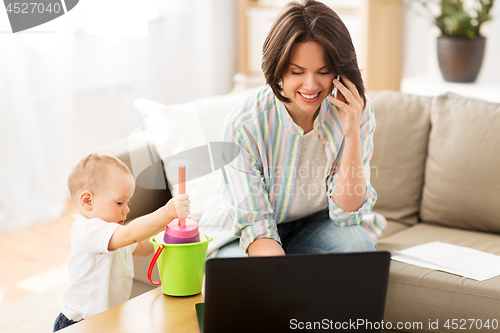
[0,0,237,232]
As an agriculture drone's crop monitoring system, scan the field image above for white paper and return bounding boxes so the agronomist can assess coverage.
[391,242,500,281]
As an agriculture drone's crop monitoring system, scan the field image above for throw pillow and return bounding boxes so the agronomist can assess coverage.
[368,90,432,226]
[420,93,500,232]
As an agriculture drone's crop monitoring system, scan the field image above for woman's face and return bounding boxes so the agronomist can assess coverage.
[282,41,336,124]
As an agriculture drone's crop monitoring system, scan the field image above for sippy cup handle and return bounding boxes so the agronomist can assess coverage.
[148,244,164,286]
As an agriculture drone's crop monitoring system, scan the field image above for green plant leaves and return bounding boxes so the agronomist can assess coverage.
[406,0,495,38]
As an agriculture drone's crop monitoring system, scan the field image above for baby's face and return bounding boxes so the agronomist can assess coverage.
[88,167,135,225]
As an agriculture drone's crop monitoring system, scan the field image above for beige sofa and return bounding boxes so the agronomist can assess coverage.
[370,91,500,332]
[120,89,500,332]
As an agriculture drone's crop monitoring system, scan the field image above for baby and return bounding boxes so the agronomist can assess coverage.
[54,152,189,332]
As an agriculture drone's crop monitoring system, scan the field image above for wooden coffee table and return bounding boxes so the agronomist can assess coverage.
[62,287,203,333]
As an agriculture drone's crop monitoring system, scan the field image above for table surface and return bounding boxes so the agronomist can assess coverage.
[62,287,203,333]
[60,287,397,333]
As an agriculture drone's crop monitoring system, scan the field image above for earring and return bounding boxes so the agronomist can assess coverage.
[278,80,283,89]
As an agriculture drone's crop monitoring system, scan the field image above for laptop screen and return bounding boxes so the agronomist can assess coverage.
[201,251,390,333]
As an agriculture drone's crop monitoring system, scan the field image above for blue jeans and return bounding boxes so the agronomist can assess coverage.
[53,313,78,332]
[216,209,377,258]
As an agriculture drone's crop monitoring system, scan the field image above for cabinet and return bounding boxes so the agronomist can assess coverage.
[401,72,500,103]
[237,0,403,91]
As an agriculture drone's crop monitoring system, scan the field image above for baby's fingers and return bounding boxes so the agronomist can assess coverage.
[178,210,191,218]
[173,194,191,218]
[176,193,189,201]
[177,206,191,218]
[174,195,190,206]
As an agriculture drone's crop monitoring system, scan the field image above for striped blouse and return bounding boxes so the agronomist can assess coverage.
[199,86,386,256]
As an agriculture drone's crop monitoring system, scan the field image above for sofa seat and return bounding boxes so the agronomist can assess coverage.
[378,223,500,332]
[382,220,411,239]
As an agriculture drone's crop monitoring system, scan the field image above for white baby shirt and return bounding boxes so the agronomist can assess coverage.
[61,214,137,321]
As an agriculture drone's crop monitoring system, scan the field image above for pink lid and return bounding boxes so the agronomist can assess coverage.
[165,218,199,239]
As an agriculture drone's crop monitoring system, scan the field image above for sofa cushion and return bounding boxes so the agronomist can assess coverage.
[420,93,500,232]
[377,223,500,331]
[381,219,410,239]
[367,91,432,226]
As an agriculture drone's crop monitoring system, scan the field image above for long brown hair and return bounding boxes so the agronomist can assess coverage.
[262,0,366,106]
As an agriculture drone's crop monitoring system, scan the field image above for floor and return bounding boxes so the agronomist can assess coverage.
[0,200,76,308]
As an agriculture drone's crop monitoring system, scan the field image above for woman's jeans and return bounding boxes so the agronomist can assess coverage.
[216,209,377,258]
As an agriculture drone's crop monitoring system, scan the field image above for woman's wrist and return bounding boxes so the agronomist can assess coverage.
[247,238,285,257]
[343,127,361,140]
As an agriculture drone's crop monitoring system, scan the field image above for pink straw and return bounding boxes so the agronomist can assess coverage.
[178,165,186,227]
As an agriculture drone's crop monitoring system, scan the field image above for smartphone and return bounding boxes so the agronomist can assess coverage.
[329,75,341,99]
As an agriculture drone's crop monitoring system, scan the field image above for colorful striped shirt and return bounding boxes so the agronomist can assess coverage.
[199,86,386,256]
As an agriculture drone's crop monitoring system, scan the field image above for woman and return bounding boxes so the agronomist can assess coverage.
[199,0,386,257]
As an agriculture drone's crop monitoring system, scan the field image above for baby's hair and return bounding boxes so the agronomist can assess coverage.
[68,152,132,203]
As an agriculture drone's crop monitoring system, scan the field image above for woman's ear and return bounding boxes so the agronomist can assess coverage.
[80,191,94,211]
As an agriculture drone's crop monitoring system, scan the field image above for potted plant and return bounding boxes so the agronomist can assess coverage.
[405,0,495,82]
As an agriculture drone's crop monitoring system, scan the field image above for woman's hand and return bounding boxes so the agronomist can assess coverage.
[327,76,363,139]
[247,238,285,257]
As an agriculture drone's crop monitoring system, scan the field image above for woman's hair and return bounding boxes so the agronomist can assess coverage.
[262,0,366,105]
[68,152,131,202]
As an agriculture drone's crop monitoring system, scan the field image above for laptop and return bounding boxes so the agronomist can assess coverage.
[196,251,391,333]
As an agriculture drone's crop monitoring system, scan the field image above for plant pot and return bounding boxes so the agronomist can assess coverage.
[437,36,486,83]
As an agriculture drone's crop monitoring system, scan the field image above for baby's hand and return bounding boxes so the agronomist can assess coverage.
[167,194,191,219]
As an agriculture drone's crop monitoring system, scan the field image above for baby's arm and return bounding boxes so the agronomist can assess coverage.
[108,194,190,251]
[132,239,154,257]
